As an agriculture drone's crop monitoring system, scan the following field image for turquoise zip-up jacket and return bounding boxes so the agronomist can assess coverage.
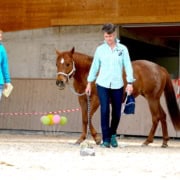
[0,43,11,85]
[87,39,135,89]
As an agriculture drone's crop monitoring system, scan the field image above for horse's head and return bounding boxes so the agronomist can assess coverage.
[55,47,76,89]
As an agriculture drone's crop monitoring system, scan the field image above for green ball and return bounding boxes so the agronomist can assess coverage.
[41,116,51,125]
[60,116,68,125]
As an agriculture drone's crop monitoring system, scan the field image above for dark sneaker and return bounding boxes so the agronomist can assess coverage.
[111,135,118,147]
[100,141,110,148]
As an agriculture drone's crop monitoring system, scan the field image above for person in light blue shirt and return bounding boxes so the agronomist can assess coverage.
[0,29,11,100]
[85,23,135,148]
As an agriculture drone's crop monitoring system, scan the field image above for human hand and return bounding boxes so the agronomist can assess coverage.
[85,83,91,95]
[125,84,133,95]
[4,83,11,89]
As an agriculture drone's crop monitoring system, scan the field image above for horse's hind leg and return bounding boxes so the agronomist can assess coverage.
[159,105,169,148]
[143,99,169,147]
[74,97,89,144]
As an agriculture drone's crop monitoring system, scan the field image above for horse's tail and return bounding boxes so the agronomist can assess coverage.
[164,74,180,131]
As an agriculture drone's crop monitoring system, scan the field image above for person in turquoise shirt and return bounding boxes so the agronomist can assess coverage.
[0,29,11,100]
[85,23,135,148]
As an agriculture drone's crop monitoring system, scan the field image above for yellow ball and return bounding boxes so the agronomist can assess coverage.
[47,114,54,125]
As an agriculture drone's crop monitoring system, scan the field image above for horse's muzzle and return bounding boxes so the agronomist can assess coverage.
[56,80,65,90]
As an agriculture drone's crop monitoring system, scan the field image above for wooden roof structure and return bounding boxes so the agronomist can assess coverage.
[1,0,180,50]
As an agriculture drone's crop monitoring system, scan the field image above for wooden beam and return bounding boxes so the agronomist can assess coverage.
[1,0,180,32]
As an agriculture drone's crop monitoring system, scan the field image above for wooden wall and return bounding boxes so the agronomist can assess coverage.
[0,78,179,138]
[0,78,100,133]
[1,0,180,32]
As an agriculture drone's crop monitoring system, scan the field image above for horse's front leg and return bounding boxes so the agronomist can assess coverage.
[75,95,101,145]
[89,95,101,144]
[143,99,169,147]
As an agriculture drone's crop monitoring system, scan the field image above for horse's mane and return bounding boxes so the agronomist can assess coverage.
[73,51,93,63]
[72,51,93,72]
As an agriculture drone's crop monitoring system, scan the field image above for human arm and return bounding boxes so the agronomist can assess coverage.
[123,47,135,94]
[1,45,11,84]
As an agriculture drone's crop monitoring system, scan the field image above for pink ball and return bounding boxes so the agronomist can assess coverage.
[52,114,61,124]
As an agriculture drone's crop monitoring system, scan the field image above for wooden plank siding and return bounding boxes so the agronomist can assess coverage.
[0,0,180,32]
[0,78,179,138]
[0,78,87,132]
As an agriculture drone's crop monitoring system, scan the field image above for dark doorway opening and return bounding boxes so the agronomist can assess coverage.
[120,25,180,79]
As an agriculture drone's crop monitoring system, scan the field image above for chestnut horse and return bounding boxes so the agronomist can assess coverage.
[55,47,180,147]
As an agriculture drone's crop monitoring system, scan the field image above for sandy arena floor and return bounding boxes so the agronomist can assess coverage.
[0,131,180,179]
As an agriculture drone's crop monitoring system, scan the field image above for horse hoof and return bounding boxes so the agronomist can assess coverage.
[94,136,101,145]
[141,143,148,147]
[161,144,168,148]
[73,142,81,146]
[95,139,101,145]
[74,141,80,145]
[75,139,84,145]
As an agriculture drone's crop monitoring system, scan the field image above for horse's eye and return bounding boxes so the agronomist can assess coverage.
[66,63,70,67]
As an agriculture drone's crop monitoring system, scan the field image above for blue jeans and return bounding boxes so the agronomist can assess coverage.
[97,85,124,143]
[0,85,3,101]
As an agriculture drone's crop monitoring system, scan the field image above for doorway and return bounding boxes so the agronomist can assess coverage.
[119,24,180,79]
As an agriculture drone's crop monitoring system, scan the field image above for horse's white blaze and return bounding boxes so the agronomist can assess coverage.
[61,58,64,64]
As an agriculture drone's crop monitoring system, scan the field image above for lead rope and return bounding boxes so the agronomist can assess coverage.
[67,83,91,141]
[80,94,95,156]
[67,84,86,96]
[86,94,91,140]
[67,81,95,155]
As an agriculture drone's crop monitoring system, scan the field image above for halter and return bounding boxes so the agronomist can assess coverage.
[56,61,76,81]
[56,60,86,96]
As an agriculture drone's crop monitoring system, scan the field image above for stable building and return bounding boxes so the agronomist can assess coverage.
[0,0,179,138]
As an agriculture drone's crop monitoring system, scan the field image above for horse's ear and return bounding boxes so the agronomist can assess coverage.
[56,49,60,55]
[70,47,75,54]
